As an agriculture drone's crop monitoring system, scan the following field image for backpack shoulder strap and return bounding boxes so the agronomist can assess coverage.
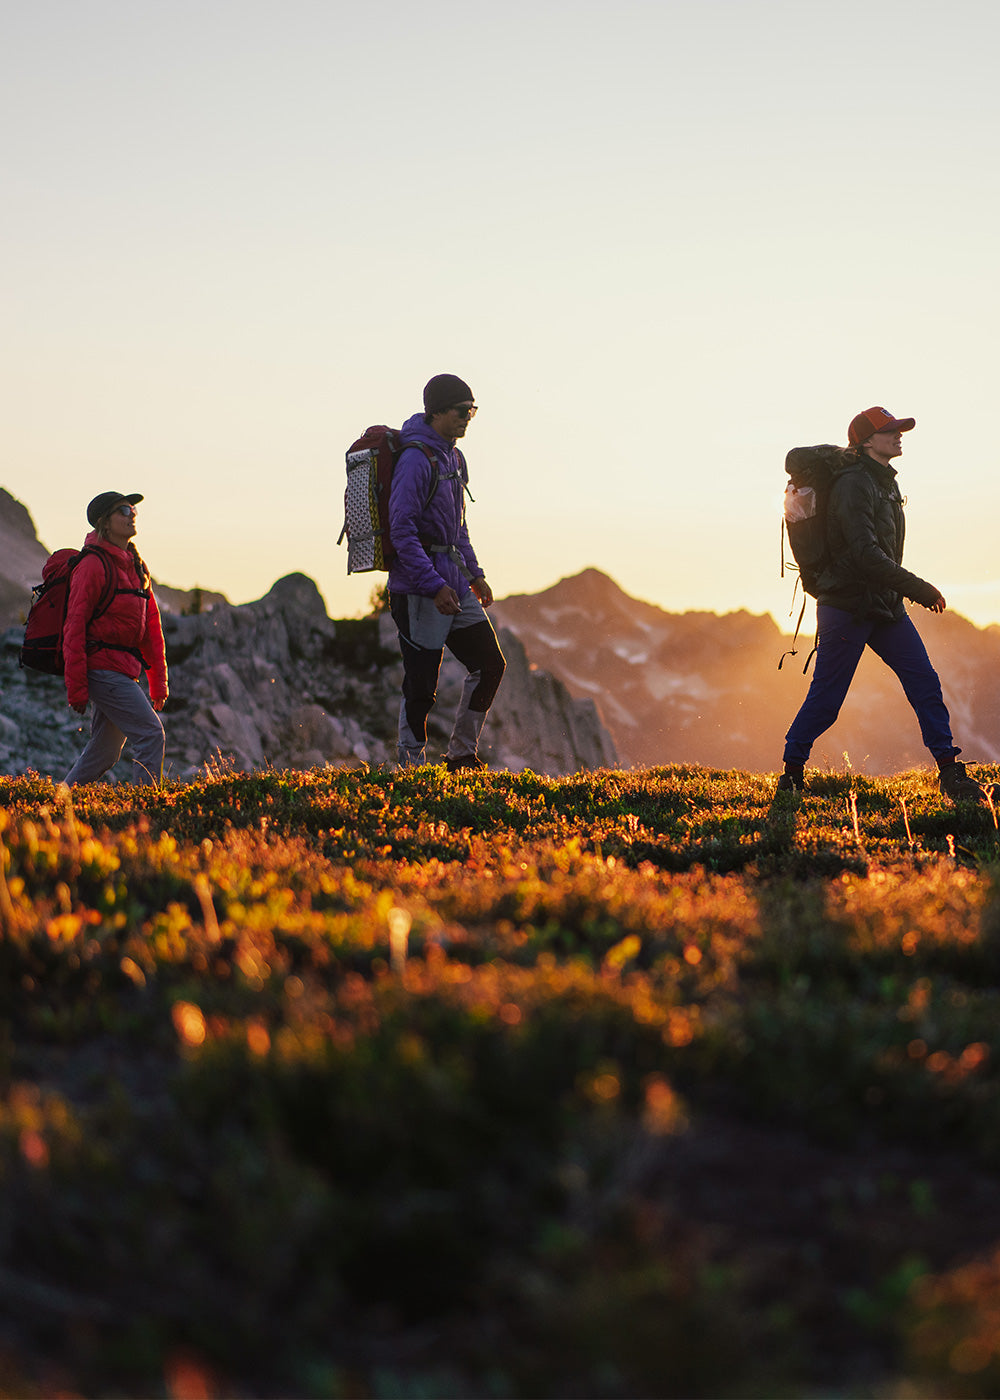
[74,546,118,622]
[400,439,475,521]
[414,442,476,506]
[80,548,150,665]
[455,447,475,504]
[410,442,443,509]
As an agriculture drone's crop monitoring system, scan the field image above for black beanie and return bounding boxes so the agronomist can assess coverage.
[423,374,474,415]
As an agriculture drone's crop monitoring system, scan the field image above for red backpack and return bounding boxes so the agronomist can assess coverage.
[338,426,439,573]
[19,547,117,675]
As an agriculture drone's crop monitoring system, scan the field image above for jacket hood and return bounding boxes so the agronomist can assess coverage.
[399,412,454,454]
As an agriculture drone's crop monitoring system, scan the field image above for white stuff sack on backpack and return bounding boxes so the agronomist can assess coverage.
[343,446,383,573]
[783,480,817,524]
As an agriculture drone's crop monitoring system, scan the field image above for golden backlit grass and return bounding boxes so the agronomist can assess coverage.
[2,761,1000,1396]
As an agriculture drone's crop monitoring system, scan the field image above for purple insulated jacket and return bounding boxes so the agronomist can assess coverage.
[387,412,484,598]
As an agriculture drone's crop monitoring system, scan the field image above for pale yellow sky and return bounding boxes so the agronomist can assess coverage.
[4,0,1000,625]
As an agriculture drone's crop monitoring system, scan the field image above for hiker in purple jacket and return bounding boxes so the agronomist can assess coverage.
[387,373,505,770]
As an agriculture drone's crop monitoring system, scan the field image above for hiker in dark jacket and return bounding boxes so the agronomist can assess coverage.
[778,406,990,804]
[387,373,505,770]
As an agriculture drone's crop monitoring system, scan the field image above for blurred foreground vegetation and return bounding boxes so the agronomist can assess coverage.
[3,762,1000,1396]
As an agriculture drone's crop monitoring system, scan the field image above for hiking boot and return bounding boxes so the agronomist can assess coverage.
[446,755,488,774]
[939,760,992,807]
[776,770,805,795]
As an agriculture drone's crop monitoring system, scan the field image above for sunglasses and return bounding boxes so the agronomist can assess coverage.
[115,505,137,518]
[452,403,477,419]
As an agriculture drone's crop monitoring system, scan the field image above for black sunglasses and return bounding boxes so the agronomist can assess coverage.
[451,403,477,419]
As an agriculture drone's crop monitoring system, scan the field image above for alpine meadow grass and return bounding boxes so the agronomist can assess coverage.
[2,762,1000,1396]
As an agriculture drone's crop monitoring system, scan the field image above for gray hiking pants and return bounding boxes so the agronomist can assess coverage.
[389,590,506,767]
[64,669,166,787]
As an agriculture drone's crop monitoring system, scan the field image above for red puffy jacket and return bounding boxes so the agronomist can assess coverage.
[63,532,169,710]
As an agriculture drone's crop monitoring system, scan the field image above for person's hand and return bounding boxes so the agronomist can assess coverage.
[69,700,87,715]
[924,591,947,613]
[472,577,494,608]
[152,697,166,712]
[434,585,462,615]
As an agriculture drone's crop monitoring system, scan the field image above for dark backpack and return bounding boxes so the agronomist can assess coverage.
[781,444,849,597]
[20,547,117,675]
[338,426,445,573]
[779,445,852,672]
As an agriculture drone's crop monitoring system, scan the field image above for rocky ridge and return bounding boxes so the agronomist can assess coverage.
[9,483,1000,780]
[0,572,616,781]
[0,486,614,779]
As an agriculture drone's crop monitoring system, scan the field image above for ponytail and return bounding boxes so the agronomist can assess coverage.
[128,543,151,591]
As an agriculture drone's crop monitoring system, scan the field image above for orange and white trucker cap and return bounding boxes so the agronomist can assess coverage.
[847,406,916,447]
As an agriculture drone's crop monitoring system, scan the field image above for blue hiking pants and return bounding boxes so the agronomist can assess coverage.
[64,669,166,787]
[783,605,959,768]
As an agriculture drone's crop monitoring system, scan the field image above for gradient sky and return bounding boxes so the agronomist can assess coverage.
[5,0,1000,628]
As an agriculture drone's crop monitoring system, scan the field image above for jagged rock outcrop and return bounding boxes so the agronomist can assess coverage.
[478,627,616,773]
[0,571,617,780]
[0,489,49,631]
[416,619,617,774]
[160,574,345,773]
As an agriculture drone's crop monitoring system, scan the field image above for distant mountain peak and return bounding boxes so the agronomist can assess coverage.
[504,567,630,612]
[551,567,625,605]
[500,569,674,631]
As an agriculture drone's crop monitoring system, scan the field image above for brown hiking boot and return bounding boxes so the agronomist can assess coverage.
[938,761,992,807]
[446,755,488,774]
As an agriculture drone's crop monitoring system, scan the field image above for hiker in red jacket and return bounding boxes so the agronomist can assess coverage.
[63,491,169,786]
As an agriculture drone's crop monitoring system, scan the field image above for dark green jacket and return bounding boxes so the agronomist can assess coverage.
[817,453,939,621]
